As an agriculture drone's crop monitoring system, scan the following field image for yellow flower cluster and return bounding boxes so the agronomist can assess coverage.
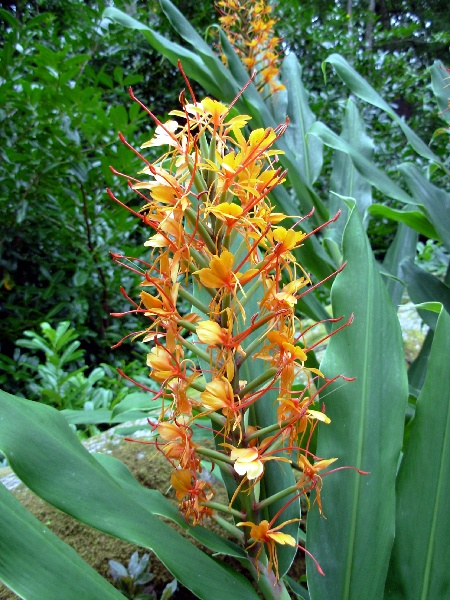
[110,78,350,578]
[217,0,285,95]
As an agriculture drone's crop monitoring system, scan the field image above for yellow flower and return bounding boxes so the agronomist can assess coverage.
[146,346,177,382]
[237,519,297,580]
[196,320,228,346]
[230,447,263,479]
[196,250,235,289]
[296,454,338,515]
[205,202,243,226]
[201,377,235,413]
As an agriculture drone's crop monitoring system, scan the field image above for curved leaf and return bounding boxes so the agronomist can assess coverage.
[430,61,450,125]
[384,307,450,599]
[102,7,222,98]
[401,260,450,330]
[399,163,450,252]
[0,390,259,600]
[282,53,323,185]
[323,54,441,165]
[327,99,373,246]
[0,482,126,600]
[368,204,439,240]
[306,203,408,599]
[309,121,414,205]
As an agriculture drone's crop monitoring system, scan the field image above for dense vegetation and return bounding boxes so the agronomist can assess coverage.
[0,0,449,415]
[0,2,449,599]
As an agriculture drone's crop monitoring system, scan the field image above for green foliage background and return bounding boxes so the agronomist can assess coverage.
[1,0,448,387]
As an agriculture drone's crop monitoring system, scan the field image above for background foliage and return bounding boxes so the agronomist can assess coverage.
[0,1,449,599]
[1,0,448,390]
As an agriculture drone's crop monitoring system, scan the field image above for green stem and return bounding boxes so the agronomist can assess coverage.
[178,319,198,334]
[247,561,292,600]
[193,408,225,427]
[245,421,285,444]
[201,501,245,520]
[177,287,210,315]
[212,514,245,542]
[188,246,211,270]
[187,380,206,393]
[238,368,278,398]
[196,447,235,465]
[255,484,298,512]
[185,209,217,255]
[178,337,211,364]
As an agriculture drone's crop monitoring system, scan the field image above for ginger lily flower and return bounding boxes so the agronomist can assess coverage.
[296,454,338,515]
[171,469,214,525]
[237,519,298,580]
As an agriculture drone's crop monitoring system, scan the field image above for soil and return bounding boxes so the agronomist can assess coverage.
[0,428,306,600]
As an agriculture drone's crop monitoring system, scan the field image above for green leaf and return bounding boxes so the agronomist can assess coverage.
[382,223,418,308]
[282,53,323,185]
[102,7,221,98]
[94,453,247,560]
[323,54,442,165]
[327,99,373,246]
[399,163,450,252]
[401,260,450,330]
[306,203,408,599]
[0,483,126,600]
[0,390,259,600]
[309,121,414,205]
[430,61,450,125]
[367,204,439,240]
[384,307,450,599]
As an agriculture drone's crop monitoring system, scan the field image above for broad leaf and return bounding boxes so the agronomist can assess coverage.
[368,204,439,240]
[282,53,323,185]
[399,163,450,252]
[309,121,414,205]
[306,203,408,600]
[323,54,442,165]
[384,307,450,599]
[102,7,222,98]
[0,390,259,600]
[0,482,126,600]
[327,99,373,246]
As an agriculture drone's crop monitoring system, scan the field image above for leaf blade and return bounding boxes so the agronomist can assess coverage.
[306,204,408,599]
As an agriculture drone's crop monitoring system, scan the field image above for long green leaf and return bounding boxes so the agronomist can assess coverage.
[0,390,259,600]
[399,162,450,252]
[401,260,450,330]
[0,482,126,600]
[382,223,418,308]
[430,61,450,125]
[368,204,439,240]
[384,307,450,599]
[102,8,222,98]
[306,202,408,599]
[323,54,442,165]
[159,0,239,100]
[93,452,247,559]
[282,53,323,185]
[309,121,415,205]
[327,99,373,247]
